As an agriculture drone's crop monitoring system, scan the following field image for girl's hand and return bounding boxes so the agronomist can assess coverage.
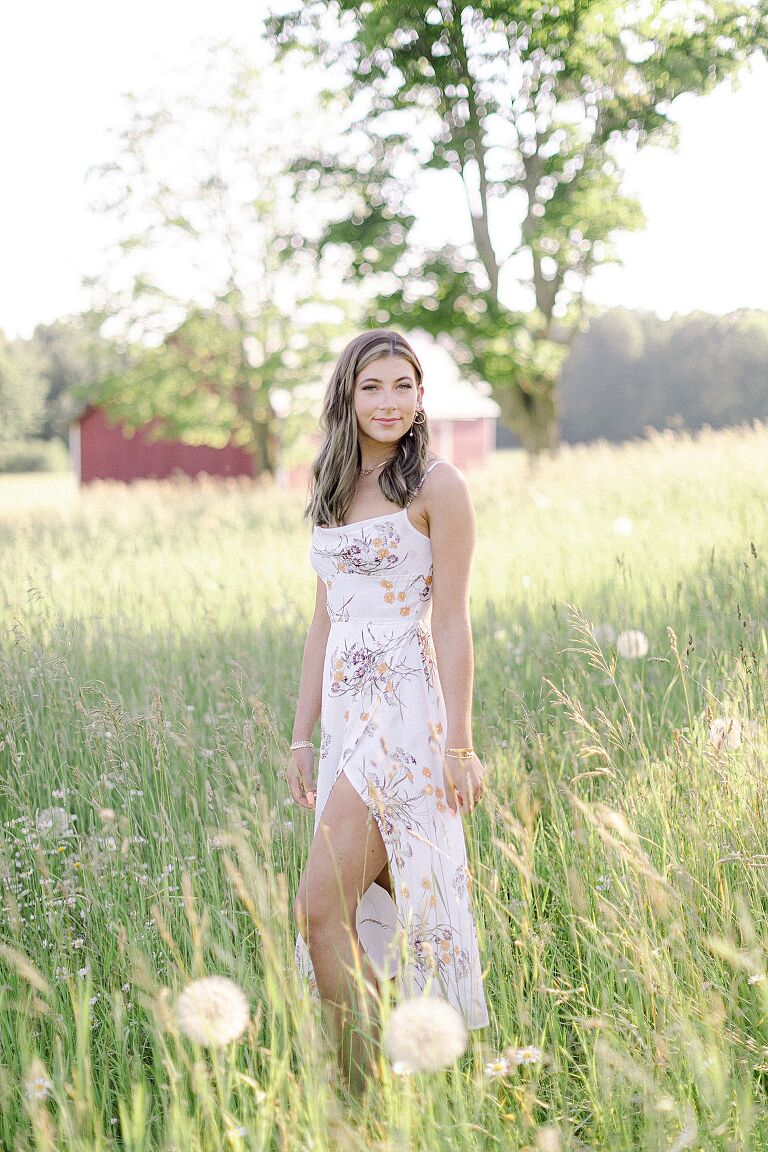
[442,751,485,814]
[287,748,316,809]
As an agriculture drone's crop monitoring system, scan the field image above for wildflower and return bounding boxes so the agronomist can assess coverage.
[391,1060,413,1076]
[709,717,741,752]
[382,994,467,1073]
[485,1055,512,1078]
[24,1074,53,1101]
[616,630,648,659]
[612,516,633,536]
[36,807,70,836]
[175,976,250,1048]
[748,973,765,985]
[507,1044,544,1065]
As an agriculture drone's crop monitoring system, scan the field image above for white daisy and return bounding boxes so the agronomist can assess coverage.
[507,1044,544,1065]
[24,1074,53,1101]
[484,1056,511,1078]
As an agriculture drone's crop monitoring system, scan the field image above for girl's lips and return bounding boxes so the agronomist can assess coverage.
[376,418,400,424]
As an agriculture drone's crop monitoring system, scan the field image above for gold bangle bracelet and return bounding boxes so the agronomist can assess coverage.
[445,749,474,758]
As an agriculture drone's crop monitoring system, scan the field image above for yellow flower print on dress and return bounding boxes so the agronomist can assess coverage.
[314,520,406,575]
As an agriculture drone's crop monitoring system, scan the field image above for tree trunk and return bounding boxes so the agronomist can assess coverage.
[251,417,280,478]
[492,376,559,457]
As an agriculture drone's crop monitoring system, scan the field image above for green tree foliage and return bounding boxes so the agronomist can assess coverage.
[30,312,126,441]
[84,40,353,475]
[265,1,768,452]
[560,308,768,442]
[0,332,47,442]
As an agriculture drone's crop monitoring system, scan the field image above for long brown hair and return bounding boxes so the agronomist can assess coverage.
[305,329,431,529]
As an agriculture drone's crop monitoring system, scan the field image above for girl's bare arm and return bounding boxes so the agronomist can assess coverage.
[292,575,331,742]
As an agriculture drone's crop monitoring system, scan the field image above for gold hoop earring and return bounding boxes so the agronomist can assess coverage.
[409,408,426,437]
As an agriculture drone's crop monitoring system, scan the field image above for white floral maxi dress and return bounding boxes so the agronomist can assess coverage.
[294,460,490,1031]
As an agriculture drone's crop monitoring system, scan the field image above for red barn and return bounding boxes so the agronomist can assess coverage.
[70,405,257,485]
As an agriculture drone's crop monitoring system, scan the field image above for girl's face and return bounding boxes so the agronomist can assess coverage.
[353,355,422,455]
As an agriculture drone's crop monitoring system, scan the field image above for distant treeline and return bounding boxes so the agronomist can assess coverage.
[2,307,768,471]
[559,307,768,444]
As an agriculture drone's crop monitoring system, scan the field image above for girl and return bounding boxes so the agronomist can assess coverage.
[287,329,488,1093]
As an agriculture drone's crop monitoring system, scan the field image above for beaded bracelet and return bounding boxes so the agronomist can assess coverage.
[290,740,314,751]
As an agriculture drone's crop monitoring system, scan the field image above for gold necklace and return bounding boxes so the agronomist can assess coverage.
[360,457,394,477]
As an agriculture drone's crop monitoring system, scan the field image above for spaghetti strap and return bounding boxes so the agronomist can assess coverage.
[407,459,444,506]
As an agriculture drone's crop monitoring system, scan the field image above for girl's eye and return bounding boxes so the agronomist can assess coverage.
[363,383,412,390]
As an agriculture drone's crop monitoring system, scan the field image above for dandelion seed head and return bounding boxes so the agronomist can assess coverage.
[175,975,250,1048]
[616,629,648,659]
[382,995,467,1072]
[709,716,741,752]
[612,516,633,536]
[535,1124,563,1151]
[36,807,70,836]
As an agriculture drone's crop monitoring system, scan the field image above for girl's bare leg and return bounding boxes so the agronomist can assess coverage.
[294,771,391,1094]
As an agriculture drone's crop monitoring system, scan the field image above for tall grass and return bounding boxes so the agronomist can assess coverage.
[1,421,767,1149]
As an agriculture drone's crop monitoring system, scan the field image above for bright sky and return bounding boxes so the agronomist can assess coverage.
[1,1,766,340]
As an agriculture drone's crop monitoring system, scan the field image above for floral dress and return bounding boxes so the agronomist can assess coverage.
[294,460,489,1031]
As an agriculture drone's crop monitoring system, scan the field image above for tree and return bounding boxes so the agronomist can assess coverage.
[30,312,125,442]
[559,307,768,442]
[265,1,768,452]
[84,39,354,475]
[0,332,47,442]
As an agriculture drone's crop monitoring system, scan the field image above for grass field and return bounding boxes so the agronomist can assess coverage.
[1,422,768,1150]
